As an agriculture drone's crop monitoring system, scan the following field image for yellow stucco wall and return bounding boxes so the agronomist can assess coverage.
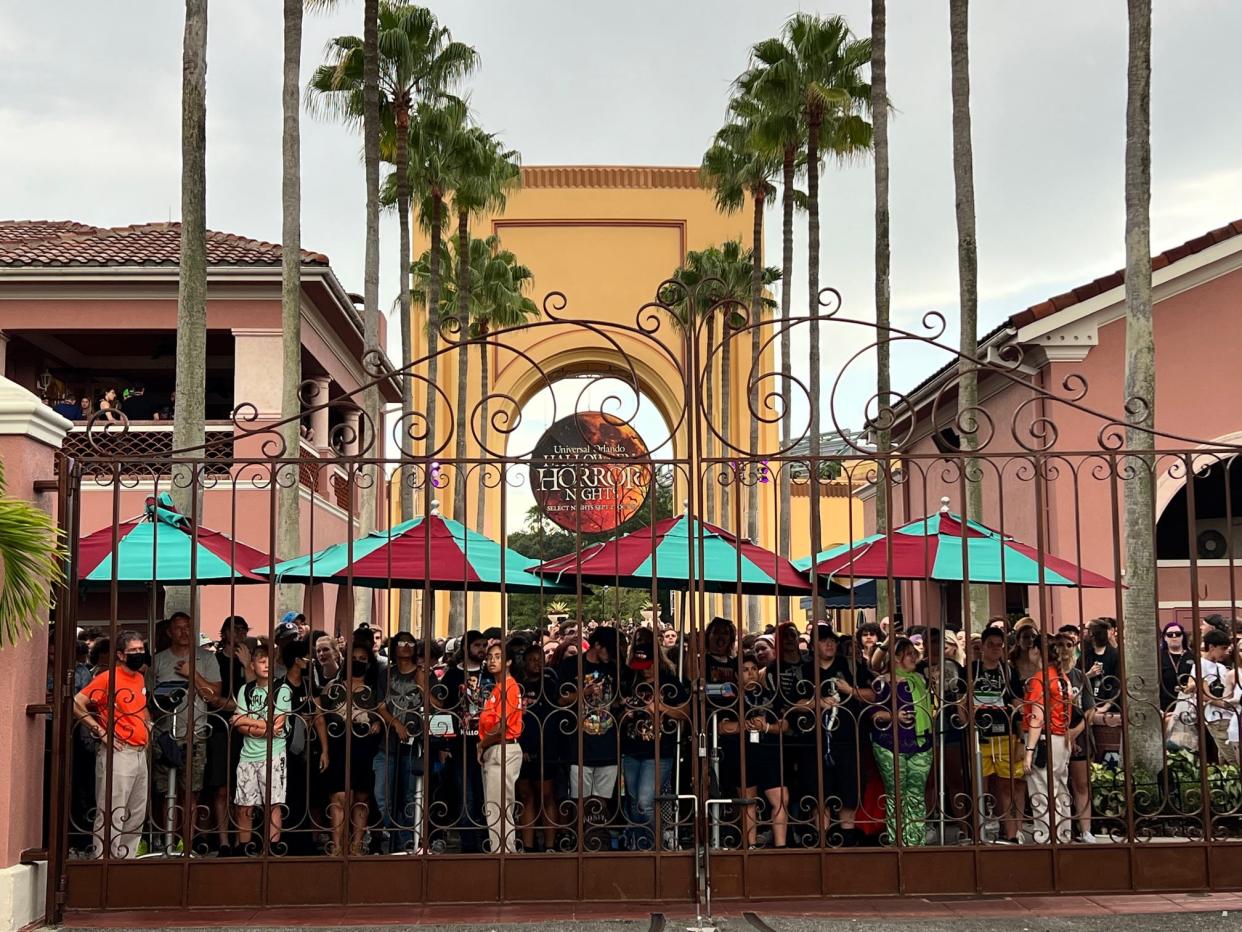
[392,166,865,635]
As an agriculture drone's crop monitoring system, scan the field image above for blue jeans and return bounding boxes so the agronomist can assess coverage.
[622,755,671,850]
[372,743,422,852]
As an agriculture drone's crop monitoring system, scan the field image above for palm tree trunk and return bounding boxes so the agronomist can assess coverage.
[169,0,208,620]
[1122,0,1160,776]
[425,194,442,461]
[450,208,471,633]
[777,146,796,624]
[472,329,489,622]
[355,0,382,630]
[704,313,718,619]
[277,0,304,616]
[949,0,988,629]
[720,311,731,533]
[806,108,823,619]
[395,103,415,633]
[746,187,765,632]
[872,0,893,623]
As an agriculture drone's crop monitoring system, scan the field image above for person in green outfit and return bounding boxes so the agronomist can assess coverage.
[869,637,934,846]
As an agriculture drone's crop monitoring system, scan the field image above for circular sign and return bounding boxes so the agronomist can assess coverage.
[529,412,652,533]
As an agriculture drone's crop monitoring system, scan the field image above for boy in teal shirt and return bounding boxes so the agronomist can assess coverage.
[231,638,292,851]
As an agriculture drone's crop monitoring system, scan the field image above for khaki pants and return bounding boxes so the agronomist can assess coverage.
[481,743,523,853]
[1026,734,1071,844]
[92,744,149,858]
[1207,719,1237,765]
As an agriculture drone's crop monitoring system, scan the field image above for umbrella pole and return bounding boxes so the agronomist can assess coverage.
[938,584,948,844]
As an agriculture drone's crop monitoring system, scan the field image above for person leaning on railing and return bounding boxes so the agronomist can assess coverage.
[73,631,152,859]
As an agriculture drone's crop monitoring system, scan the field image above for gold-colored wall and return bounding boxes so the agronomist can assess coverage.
[393,166,865,635]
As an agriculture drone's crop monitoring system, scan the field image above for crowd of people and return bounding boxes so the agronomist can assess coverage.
[44,383,175,422]
[64,609,1242,859]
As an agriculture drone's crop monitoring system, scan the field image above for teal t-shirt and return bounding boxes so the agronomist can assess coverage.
[234,681,293,762]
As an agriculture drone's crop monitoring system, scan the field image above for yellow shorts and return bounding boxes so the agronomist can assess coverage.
[980,735,1024,779]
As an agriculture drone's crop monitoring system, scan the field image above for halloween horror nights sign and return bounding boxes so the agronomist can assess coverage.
[530,412,653,533]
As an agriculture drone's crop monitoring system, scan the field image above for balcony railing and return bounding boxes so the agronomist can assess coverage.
[59,422,235,478]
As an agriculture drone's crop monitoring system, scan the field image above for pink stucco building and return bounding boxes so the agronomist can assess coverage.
[0,220,398,634]
[870,218,1242,630]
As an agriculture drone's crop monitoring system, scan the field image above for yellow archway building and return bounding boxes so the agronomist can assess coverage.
[397,166,866,636]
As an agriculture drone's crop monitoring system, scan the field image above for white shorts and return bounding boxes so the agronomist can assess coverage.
[569,764,618,799]
[234,756,287,807]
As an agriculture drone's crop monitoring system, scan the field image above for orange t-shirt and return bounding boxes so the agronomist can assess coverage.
[81,667,149,747]
[1024,666,1070,737]
[478,676,523,742]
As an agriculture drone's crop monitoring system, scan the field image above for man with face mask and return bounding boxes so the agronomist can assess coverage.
[74,631,152,858]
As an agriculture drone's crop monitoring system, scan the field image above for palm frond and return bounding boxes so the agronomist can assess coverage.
[0,458,65,647]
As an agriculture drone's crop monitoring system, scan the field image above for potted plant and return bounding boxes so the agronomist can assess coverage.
[546,599,570,627]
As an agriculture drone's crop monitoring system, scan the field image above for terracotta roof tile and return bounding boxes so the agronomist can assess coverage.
[0,221,330,268]
[521,165,702,190]
[1009,218,1242,329]
[0,220,101,244]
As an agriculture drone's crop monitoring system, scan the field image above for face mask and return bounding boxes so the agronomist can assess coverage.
[124,651,149,672]
[352,659,369,676]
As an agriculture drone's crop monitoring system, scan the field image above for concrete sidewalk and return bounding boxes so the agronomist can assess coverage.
[50,891,1242,931]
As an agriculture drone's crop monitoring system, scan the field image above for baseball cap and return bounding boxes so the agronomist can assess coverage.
[280,610,305,626]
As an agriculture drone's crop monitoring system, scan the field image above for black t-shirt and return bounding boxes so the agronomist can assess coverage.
[518,669,560,756]
[1160,650,1195,710]
[970,660,1025,737]
[572,657,621,765]
[122,392,156,420]
[1085,644,1121,705]
[704,654,741,710]
[716,683,781,750]
[766,656,814,745]
[435,664,489,739]
[620,671,689,760]
[802,656,862,744]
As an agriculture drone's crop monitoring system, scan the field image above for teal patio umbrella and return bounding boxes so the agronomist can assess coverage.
[530,514,815,595]
[796,506,1115,588]
[256,510,574,593]
[77,493,270,587]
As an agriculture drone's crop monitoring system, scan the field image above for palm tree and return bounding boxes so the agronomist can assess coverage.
[309,8,476,631]
[701,118,778,629]
[170,0,208,606]
[662,244,779,623]
[0,460,64,647]
[357,0,382,627]
[1122,0,1159,774]
[660,248,720,565]
[411,234,537,618]
[742,15,871,612]
[445,128,520,631]
[307,3,477,463]
[948,0,987,628]
[734,60,802,624]
[871,0,893,622]
[277,0,304,615]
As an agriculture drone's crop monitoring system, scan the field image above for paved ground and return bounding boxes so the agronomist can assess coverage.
[50,893,1242,931]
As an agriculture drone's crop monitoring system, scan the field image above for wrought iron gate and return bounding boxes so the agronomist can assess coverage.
[44,285,1242,918]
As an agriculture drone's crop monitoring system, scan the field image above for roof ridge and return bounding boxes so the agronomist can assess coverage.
[1011,218,1242,329]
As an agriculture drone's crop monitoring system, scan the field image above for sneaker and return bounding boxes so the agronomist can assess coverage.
[1079,831,1100,844]
[993,836,1020,845]
[662,829,679,851]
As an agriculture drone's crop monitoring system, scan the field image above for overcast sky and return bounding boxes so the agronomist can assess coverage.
[3,0,1239,464]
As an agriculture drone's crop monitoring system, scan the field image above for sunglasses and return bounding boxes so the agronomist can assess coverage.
[1165,630,1184,638]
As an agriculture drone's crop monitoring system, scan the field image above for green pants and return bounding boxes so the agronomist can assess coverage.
[872,744,933,847]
